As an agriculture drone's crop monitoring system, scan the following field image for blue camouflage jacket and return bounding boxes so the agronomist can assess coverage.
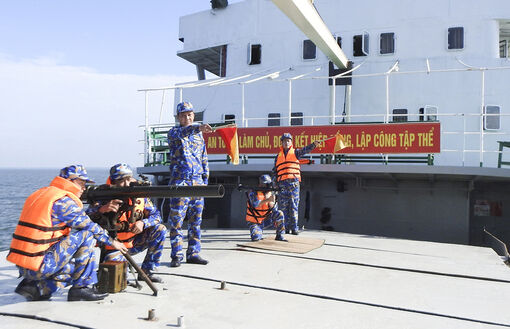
[167,124,209,185]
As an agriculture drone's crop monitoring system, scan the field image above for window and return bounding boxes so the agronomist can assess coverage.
[336,36,342,48]
[303,40,316,60]
[223,114,235,124]
[353,32,369,57]
[419,106,438,122]
[291,112,304,126]
[248,43,261,65]
[380,32,395,55]
[484,105,500,130]
[448,27,464,50]
[268,113,281,126]
[392,109,408,122]
[500,40,508,58]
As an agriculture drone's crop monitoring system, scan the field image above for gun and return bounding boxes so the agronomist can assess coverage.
[237,184,279,193]
[82,184,225,203]
[83,182,225,296]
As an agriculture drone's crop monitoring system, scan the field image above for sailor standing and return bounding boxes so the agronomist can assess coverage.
[166,101,213,267]
[273,133,319,235]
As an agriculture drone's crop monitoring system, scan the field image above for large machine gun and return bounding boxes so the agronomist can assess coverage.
[82,181,225,296]
[237,184,280,193]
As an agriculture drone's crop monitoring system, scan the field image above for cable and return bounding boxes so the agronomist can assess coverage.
[0,312,94,329]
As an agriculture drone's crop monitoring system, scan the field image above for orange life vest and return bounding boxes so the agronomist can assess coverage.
[106,198,146,249]
[6,176,79,271]
[275,147,301,182]
[246,191,273,224]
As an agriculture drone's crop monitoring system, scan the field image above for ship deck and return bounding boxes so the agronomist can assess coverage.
[1,229,510,328]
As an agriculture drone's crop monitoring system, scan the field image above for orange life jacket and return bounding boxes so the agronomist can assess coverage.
[6,176,79,271]
[106,198,146,249]
[245,191,273,224]
[275,147,301,182]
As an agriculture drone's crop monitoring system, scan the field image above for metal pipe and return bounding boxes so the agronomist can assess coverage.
[122,251,158,296]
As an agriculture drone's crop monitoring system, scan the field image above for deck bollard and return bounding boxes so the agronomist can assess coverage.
[177,315,184,327]
[148,309,156,321]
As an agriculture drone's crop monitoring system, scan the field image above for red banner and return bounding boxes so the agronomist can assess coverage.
[204,122,440,154]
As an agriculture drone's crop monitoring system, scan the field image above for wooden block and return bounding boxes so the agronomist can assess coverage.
[98,261,127,293]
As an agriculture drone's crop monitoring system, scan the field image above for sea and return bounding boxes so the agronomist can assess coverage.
[0,168,109,252]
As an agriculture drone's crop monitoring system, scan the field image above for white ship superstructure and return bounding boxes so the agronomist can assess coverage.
[138,0,510,247]
[152,0,510,167]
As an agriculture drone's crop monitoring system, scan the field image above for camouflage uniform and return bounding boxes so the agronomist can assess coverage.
[86,197,166,272]
[167,123,209,261]
[247,190,285,241]
[19,195,113,296]
[273,141,316,232]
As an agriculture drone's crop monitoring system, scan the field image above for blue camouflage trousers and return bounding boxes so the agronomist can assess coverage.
[169,196,204,261]
[103,224,167,272]
[278,179,300,231]
[19,229,98,296]
[249,208,286,241]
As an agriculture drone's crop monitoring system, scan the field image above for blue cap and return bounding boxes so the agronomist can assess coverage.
[109,163,133,181]
[60,165,95,183]
[259,174,272,184]
[176,101,194,114]
[281,133,292,140]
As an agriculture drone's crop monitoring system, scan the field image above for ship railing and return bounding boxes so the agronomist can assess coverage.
[142,111,510,168]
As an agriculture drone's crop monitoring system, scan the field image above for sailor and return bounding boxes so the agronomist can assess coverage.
[166,101,213,267]
[273,133,319,235]
[86,163,167,283]
[6,165,127,301]
[245,174,287,242]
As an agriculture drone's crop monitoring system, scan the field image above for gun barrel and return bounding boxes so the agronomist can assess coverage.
[82,184,225,201]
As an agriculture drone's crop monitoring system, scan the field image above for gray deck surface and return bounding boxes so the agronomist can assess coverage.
[1,229,510,329]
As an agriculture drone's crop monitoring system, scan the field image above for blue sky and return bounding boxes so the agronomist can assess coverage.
[0,1,242,169]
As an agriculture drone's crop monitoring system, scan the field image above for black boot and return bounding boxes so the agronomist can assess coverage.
[138,269,163,283]
[186,255,209,265]
[15,279,51,301]
[275,235,288,242]
[170,258,181,268]
[291,229,299,235]
[68,286,109,301]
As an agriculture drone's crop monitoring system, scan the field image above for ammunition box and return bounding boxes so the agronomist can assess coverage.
[98,261,127,293]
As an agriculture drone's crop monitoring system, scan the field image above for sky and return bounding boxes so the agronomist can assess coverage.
[0,0,242,169]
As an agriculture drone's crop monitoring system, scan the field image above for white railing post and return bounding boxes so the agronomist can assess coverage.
[329,79,336,124]
[144,91,150,165]
[480,69,485,167]
[241,83,246,127]
[288,79,292,126]
[385,73,390,123]
[462,114,466,166]
[158,90,166,124]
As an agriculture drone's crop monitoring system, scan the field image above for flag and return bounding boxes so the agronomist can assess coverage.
[216,125,239,165]
[323,134,347,153]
